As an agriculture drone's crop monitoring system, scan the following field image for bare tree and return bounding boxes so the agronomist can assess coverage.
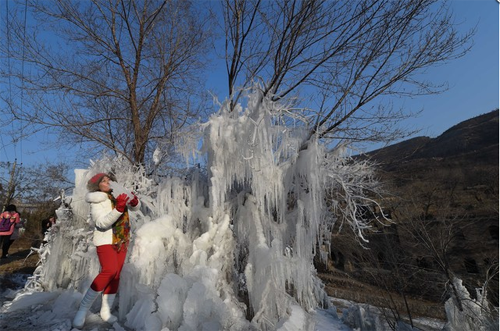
[1,0,213,167]
[221,0,473,144]
[397,200,483,313]
[0,160,72,206]
[0,160,20,207]
[1,1,474,167]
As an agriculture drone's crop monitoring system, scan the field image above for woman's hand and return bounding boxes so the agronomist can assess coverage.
[129,193,139,207]
[115,193,129,212]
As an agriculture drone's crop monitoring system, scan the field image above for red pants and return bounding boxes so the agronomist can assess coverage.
[90,244,127,294]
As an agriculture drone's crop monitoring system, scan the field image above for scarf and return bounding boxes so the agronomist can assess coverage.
[108,193,131,251]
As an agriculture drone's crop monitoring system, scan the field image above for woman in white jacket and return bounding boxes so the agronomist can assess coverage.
[73,173,141,329]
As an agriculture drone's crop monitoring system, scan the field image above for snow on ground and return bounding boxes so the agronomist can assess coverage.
[0,271,351,331]
[312,308,352,331]
[1,281,450,331]
[0,288,352,331]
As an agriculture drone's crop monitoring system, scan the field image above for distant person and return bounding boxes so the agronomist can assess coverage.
[41,218,49,236]
[5,217,26,256]
[41,216,57,244]
[72,173,140,329]
[41,216,56,236]
[0,204,21,259]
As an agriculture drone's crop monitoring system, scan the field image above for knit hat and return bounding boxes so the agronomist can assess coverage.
[87,173,109,192]
[5,204,17,212]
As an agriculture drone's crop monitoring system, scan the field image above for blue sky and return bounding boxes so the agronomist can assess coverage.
[396,0,499,139]
[0,0,498,172]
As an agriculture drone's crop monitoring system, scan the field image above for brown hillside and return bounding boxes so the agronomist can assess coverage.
[321,109,499,322]
[366,109,498,161]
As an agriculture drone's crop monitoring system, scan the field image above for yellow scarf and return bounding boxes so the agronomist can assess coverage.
[108,193,131,251]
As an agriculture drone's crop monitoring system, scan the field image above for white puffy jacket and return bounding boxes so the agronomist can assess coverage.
[86,191,141,247]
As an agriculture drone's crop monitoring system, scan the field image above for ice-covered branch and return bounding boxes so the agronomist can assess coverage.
[19,89,385,331]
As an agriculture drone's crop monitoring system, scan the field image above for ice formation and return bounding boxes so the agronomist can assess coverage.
[9,90,388,330]
[442,276,498,331]
[109,181,136,200]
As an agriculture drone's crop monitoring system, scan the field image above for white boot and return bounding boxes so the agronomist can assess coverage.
[73,288,101,329]
[100,293,118,323]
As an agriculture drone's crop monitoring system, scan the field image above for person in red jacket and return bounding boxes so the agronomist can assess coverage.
[0,204,21,259]
[6,216,25,255]
[72,173,140,329]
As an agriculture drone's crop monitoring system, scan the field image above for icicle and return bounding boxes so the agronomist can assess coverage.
[16,88,384,331]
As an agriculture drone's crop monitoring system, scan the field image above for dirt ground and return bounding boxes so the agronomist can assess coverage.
[0,236,40,294]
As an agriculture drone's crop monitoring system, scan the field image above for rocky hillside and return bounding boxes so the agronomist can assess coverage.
[364,109,499,217]
[364,109,498,162]
[320,109,499,321]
